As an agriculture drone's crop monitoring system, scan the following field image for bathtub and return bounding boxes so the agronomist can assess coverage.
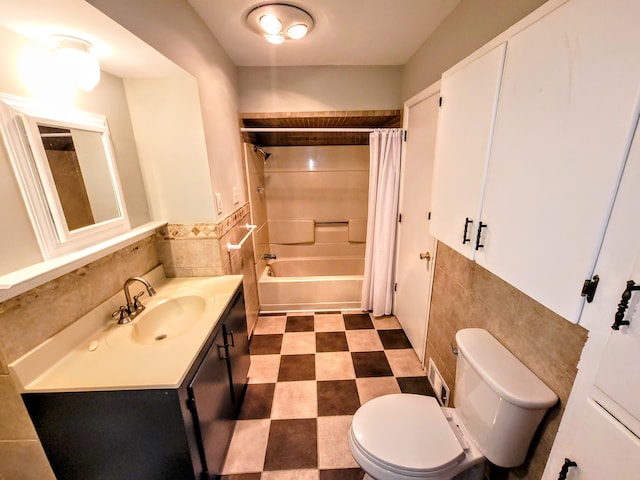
[258,256,364,312]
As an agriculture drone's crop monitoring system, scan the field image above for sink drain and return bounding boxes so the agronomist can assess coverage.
[154,334,167,341]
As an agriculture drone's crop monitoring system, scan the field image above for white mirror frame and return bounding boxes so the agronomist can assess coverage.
[0,93,129,259]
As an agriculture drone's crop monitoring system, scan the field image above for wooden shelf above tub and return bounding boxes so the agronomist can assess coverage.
[239,110,401,146]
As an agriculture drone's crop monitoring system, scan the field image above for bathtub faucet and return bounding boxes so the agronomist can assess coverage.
[264,253,277,260]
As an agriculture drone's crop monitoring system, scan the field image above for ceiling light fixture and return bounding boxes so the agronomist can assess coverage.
[51,35,101,92]
[246,3,314,44]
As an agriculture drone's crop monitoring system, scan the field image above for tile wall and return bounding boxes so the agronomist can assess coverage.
[427,242,588,479]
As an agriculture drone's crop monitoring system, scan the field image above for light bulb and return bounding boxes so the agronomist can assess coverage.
[264,33,285,45]
[259,14,282,35]
[287,24,308,40]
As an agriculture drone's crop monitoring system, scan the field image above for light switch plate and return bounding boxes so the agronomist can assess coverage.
[215,193,223,214]
[233,187,240,205]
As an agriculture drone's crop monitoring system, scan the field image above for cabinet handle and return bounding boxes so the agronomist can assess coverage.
[612,280,640,330]
[475,222,486,250]
[227,330,236,348]
[557,458,577,480]
[217,343,228,360]
[462,217,473,244]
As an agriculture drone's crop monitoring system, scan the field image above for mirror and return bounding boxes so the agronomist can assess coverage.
[0,94,129,259]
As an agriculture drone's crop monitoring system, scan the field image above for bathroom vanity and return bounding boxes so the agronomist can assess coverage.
[10,271,249,480]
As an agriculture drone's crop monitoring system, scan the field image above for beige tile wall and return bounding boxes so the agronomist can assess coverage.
[0,234,160,479]
[427,242,588,479]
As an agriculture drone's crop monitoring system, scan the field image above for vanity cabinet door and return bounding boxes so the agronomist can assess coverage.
[188,327,235,477]
[430,42,506,260]
[475,0,640,322]
[223,286,250,410]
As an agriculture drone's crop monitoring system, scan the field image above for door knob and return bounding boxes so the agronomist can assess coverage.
[419,252,431,261]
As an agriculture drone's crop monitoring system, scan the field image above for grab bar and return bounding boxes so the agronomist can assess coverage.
[315,221,349,225]
[227,224,257,252]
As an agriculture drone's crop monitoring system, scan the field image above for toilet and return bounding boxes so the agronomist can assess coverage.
[349,328,558,480]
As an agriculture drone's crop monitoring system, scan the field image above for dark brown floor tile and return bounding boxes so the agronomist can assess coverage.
[316,332,349,352]
[278,354,316,381]
[264,418,318,471]
[351,351,393,377]
[320,468,365,480]
[397,376,437,397]
[238,383,275,420]
[250,334,283,355]
[317,380,361,416]
[343,313,374,330]
[220,474,262,480]
[378,329,412,349]
[286,316,315,332]
[260,312,285,317]
[316,311,342,314]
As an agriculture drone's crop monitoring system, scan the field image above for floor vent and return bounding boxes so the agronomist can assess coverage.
[427,358,450,406]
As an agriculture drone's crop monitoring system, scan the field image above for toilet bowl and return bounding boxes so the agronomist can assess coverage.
[349,394,485,480]
[348,329,558,480]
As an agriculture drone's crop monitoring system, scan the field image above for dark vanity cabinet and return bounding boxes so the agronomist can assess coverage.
[23,285,250,480]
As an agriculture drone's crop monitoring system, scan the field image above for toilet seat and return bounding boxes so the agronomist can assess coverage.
[350,394,466,477]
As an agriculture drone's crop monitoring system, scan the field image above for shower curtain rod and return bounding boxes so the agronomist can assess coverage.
[240,127,386,133]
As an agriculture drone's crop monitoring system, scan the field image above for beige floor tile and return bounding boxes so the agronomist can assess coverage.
[317,416,359,469]
[345,330,383,352]
[254,316,287,334]
[385,349,427,377]
[248,354,281,384]
[223,419,270,474]
[314,314,346,332]
[261,470,319,480]
[280,332,316,355]
[356,377,401,404]
[372,315,402,330]
[315,352,356,381]
[271,381,318,419]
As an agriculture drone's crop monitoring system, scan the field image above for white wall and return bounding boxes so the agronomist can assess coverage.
[238,66,403,112]
[125,76,215,223]
[402,0,548,100]
[88,0,246,221]
[0,26,149,275]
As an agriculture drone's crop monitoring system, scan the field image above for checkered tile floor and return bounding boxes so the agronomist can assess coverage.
[220,311,436,480]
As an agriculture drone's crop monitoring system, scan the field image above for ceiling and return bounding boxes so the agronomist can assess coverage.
[188,0,462,67]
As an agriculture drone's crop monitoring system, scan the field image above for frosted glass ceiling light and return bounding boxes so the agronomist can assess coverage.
[247,3,314,44]
[51,35,100,92]
[259,14,282,35]
[286,24,308,40]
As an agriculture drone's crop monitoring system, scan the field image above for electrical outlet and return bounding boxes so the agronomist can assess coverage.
[215,193,223,214]
[233,186,240,205]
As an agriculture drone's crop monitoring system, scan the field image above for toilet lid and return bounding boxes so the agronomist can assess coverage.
[351,394,465,474]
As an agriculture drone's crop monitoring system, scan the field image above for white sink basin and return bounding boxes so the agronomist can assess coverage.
[106,287,216,347]
[131,294,208,344]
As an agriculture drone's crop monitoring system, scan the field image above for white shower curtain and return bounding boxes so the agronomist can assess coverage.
[361,129,403,316]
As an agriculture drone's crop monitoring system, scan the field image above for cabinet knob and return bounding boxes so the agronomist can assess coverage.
[419,252,432,261]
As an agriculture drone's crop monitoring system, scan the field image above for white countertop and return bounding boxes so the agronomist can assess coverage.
[9,267,243,393]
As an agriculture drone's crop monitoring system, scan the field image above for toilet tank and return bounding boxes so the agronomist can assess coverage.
[454,329,557,468]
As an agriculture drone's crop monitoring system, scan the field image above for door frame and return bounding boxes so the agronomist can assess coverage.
[393,80,440,365]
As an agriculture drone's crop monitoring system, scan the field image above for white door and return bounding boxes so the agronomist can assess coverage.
[543,102,640,479]
[394,83,439,363]
[429,43,506,260]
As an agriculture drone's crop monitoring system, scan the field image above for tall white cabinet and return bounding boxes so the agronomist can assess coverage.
[430,0,640,323]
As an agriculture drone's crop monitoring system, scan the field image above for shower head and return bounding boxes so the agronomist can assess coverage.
[254,145,271,162]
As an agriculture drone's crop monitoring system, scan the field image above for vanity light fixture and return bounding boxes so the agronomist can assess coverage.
[51,35,101,92]
[246,3,314,44]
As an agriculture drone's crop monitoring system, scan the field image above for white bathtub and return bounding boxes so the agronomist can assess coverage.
[258,256,364,312]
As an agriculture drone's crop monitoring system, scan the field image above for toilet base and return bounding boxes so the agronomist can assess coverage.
[361,462,484,480]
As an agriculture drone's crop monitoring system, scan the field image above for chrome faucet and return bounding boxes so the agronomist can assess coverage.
[112,276,157,324]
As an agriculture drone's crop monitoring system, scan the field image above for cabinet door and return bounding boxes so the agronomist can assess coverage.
[188,328,235,476]
[430,43,506,259]
[224,288,250,409]
[476,0,640,322]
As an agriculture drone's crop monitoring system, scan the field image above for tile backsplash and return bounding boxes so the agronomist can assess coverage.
[426,242,588,479]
